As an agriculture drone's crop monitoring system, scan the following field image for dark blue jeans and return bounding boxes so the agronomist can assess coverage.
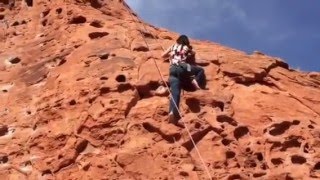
[168,65,183,120]
[169,75,181,120]
[168,64,206,121]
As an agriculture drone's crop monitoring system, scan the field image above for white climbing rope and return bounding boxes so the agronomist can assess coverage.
[123,3,213,179]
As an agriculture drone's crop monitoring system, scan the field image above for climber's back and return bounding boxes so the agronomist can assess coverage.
[170,35,192,65]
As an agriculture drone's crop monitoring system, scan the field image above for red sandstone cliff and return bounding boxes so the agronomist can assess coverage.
[1,0,320,179]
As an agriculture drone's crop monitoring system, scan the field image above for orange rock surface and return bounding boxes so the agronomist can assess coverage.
[1,0,320,179]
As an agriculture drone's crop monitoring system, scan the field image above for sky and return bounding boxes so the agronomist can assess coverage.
[126,0,320,72]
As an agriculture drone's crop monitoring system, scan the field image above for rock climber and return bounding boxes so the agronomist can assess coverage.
[161,34,206,125]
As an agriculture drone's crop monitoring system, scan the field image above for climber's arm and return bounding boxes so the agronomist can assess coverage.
[161,46,172,58]
[187,45,196,56]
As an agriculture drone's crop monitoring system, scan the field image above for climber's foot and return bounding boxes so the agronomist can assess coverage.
[168,112,175,124]
[168,112,184,128]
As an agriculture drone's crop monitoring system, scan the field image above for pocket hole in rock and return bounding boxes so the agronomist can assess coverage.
[2,89,8,93]
[0,15,4,20]
[142,122,156,132]
[41,19,48,26]
[90,20,104,28]
[270,141,282,151]
[41,9,50,18]
[100,77,108,80]
[0,125,8,136]
[292,120,300,125]
[291,155,306,164]
[186,98,201,113]
[286,175,294,180]
[88,32,109,39]
[116,75,126,83]
[222,139,232,146]
[69,100,76,106]
[23,160,32,167]
[74,44,82,49]
[56,8,62,14]
[162,154,168,158]
[33,124,37,130]
[253,173,266,178]
[110,99,118,104]
[57,58,67,66]
[100,87,110,95]
[194,122,201,129]
[217,115,238,126]
[25,0,33,7]
[76,140,88,154]
[308,125,314,129]
[0,155,8,163]
[9,57,21,64]
[226,151,235,159]
[76,77,85,81]
[70,15,87,24]
[99,53,109,60]
[271,158,283,165]
[314,162,320,170]
[179,171,189,177]
[118,83,134,93]
[89,97,97,104]
[120,140,125,145]
[213,101,224,111]
[140,31,154,39]
[234,126,249,140]
[246,147,251,153]
[132,45,149,52]
[228,174,241,180]
[255,152,263,161]
[90,0,102,8]
[269,121,291,136]
[281,137,301,151]
[42,170,52,176]
[12,21,20,26]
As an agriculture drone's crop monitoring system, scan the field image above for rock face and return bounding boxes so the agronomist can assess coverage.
[1,0,320,179]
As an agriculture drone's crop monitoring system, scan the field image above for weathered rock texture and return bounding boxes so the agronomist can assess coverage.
[1,0,320,179]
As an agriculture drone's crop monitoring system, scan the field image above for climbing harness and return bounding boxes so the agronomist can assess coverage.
[123,3,213,179]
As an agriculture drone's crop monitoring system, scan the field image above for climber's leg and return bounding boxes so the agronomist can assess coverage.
[192,65,206,89]
[168,76,181,123]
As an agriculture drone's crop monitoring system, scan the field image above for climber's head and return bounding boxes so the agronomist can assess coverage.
[176,35,190,47]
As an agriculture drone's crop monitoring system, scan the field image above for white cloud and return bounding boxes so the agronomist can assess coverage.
[125,0,292,42]
[126,1,246,32]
